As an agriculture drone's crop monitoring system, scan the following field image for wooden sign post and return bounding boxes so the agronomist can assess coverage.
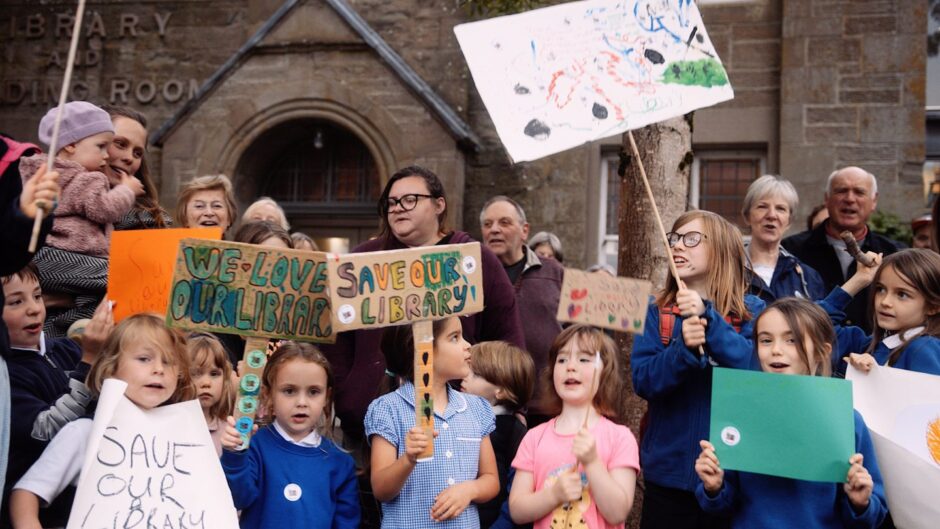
[166,238,334,448]
[326,242,484,459]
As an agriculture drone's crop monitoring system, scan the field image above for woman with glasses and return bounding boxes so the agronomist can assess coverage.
[741,175,826,303]
[174,174,238,237]
[321,165,525,446]
[632,210,765,529]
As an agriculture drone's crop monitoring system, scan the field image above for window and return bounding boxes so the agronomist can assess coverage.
[691,150,766,226]
[598,152,621,269]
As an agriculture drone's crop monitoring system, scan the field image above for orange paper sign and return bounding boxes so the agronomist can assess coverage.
[107,228,222,322]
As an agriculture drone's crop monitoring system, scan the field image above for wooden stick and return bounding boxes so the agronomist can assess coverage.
[626,130,706,356]
[29,0,86,253]
[413,320,435,461]
[232,336,270,449]
[839,231,876,267]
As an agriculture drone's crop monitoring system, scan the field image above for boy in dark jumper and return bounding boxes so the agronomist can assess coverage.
[0,264,111,527]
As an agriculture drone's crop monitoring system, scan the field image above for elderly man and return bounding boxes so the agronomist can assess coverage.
[480,196,563,420]
[782,166,904,332]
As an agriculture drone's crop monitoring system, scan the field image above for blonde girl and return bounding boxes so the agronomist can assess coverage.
[187,332,236,455]
[10,313,194,529]
[365,316,499,528]
[220,342,359,529]
[509,325,638,529]
[695,297,887,528]
[631,210,764,529]
[836,248,940,376]
[461,341,535,528]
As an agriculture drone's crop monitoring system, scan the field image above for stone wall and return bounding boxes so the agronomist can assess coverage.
[779,0,927,218]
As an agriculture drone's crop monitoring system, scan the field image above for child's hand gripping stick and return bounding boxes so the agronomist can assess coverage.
[839,232,876,267]
[413,320,435,461]
[232,337,270,450]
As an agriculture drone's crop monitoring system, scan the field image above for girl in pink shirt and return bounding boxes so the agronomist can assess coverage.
[509,325,639,529]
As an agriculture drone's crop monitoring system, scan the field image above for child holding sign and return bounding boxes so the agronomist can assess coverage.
[365,316,499,528]
[220,342,360,529]
[508,325,639,529]
[631,210,764,529]
[694,297,887,528]
[9,313,195,528]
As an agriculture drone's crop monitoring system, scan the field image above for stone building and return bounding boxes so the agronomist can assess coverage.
[0,0,929,266]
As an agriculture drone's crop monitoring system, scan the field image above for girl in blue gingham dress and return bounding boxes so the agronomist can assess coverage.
[365,316,499,529]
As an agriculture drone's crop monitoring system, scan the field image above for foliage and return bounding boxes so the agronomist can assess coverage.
[869,210,913,247]
[457,0,546,16]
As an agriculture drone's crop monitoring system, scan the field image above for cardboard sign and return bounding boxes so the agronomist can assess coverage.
[68,379,239,529]
[454,0,733,162]
[166,238,333,343]
[107,228,222,322]
[325,243,484,333]
[556,268,651,333]
[710,368,855,482]
[848,365,940,529]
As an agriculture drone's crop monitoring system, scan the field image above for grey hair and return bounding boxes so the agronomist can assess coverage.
[529,231,564,262]
[741,175,799,219]
[479,195,527,226]
[825,167,878,196]
[243,196,290,230]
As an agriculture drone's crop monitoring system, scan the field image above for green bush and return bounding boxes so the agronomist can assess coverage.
[869,210,912,246]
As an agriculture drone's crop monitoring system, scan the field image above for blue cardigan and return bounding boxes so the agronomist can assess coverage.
[221,426,360,529]
[832,326,940,377]
[746,245,827,303]
[695,411,887,529]
[632,294,765,491]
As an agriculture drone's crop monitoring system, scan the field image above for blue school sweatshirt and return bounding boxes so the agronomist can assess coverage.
[632,294,765,491]
[695,411,887,529]
[221,426,360,529]
[832,325,940,377]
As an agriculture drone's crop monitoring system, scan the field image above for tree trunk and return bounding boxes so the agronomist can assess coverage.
[616,114,693,528]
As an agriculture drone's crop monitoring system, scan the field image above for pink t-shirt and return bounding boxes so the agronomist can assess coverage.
[511,416,640,529]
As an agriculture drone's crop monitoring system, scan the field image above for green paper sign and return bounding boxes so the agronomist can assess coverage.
[710,368,854,483]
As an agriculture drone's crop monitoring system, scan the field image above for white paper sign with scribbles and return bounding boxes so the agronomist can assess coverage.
[67,379,239,529]
[556,268,651,333]
[454,0,733,162]
[847,365,940,529]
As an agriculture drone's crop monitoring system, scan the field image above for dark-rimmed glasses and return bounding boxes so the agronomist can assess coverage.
[387,193,434,212]
[666,231,706,248]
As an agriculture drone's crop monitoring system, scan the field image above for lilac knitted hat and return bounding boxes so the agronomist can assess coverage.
[38,101,114,150]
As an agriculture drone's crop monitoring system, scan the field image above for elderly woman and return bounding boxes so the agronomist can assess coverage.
[242,196,289,230]
[322,165,525,444]
[529,230,564,263]
[174,174,237,236]
[742,174,826,302]
[103,106,172,230]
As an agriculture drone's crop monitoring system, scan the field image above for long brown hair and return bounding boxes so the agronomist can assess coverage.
[537,325,621,418]
[754,298,834,376]
[864,249,940,365]
[187,332,236,421]
[86,313,195,405]
[260,341,335,438]
[102,105,168,228]
[657,210,750,319]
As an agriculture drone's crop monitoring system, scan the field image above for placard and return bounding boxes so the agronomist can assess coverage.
[67,379,239,529]
[166,238,333,343]
[325,243,484,333]
[848,365,940,529]
[107,228,222,322]
[556,268,651,333]
[710,368,854,482]
[454,0,733,162]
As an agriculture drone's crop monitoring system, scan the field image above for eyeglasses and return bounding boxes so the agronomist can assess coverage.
[387,193,434,212]
[666,231,706,248]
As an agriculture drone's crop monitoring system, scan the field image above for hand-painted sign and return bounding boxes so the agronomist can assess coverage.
[166,238,333,342]
[108,228,222,322]
[325,243,484,332]
[67,379,239,529]
[556,268,651,333]
[454,0,733,162]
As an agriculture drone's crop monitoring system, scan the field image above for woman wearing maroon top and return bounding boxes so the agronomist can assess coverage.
[322,165,525,442]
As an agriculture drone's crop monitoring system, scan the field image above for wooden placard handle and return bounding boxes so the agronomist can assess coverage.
[839,231,876,267]
[232,337,270,449]
[413,320,434,461]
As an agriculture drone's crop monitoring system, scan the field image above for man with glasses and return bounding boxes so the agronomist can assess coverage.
[480,196,563,425]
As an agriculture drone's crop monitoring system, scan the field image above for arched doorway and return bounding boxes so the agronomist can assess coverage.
[234,118,382,252]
